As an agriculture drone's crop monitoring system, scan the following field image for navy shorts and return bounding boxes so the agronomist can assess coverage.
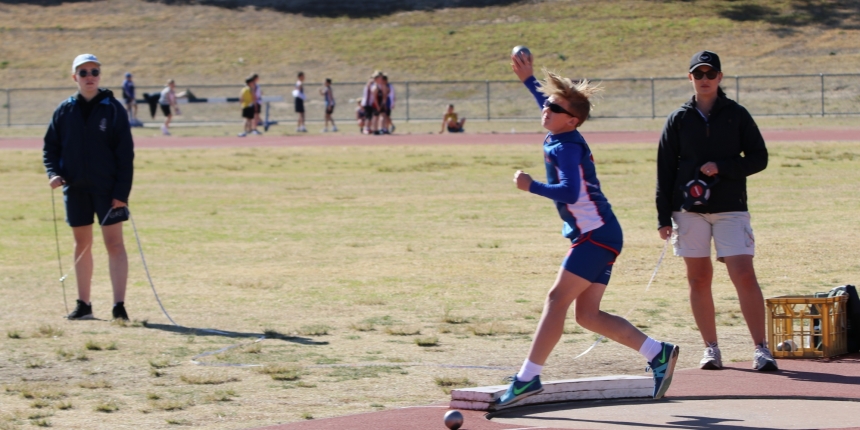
[562,221,623,285]
[294,98,304,113]
[64,190,128,227]
[160,104,171,117]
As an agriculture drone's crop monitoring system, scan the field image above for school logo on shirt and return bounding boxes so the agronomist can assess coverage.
[99,118,107,132]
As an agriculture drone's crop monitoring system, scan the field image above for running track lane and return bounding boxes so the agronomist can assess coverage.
[1,128,858,150]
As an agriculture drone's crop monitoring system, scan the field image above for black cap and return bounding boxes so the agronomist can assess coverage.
[689,51,721,73]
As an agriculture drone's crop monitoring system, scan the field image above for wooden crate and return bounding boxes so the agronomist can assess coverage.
[766,295,848,358]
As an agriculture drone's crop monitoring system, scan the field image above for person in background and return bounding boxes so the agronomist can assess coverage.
[252,73,263,134]
[356,99,366,132]
[121,72,139,126]
[238,73,257,137]
[320,78,337,132]
[158,79,178,135]
[43,53,134,322]
[439,104,466,133]
[360,71,382,135]
[382,74,395,133]
[372,73,388,134]
[656,50,775,372]
[294,71,307,132]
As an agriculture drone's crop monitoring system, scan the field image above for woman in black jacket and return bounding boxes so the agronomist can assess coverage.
[656,51,776,372]
[43,54,134,322]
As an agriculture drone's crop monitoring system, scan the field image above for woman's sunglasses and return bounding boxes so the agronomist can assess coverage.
[691,70,719,80]
[543,100,576,117]
[78,69,100,78]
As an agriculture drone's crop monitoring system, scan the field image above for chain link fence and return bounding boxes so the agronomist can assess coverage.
[4,73,859,127]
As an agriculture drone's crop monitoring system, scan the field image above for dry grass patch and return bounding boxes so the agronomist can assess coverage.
[434,376,473,395]
[258,364,302,381]
[94,400,120,413]
[55,348,88,362]
[385,326,421,336]
[150,398,193,411]
[180,373,240,385]
[204,390,239,402]
[349,322,375,332]
[79,379,112,390]
[33,325,63,338]
[241,343,263,354]
[296,325,331,336]
[414,336,439,347]
[467,321,531,337]
[149,357,178,369]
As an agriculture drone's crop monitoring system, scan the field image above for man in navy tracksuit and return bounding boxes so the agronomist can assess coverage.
[43,54,134,321]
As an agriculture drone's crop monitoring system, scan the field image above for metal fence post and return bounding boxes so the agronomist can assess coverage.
[735,76,740,104]
[650,78,655,119]
[405,82,410,122]
[820,73,825,117]
[486,80,491,121]
[6,89,10,127]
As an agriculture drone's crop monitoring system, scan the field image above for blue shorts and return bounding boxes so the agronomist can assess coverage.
[562,221,623,285]
[64,190,128,227]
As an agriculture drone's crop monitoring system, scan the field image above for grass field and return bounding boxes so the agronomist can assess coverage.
[1,0,858,91]
[1,137,859,428]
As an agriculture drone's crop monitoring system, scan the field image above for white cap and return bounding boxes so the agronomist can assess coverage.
[72,54,100,73]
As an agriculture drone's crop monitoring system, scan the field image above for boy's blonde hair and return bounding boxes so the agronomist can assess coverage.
[537,68,601,126]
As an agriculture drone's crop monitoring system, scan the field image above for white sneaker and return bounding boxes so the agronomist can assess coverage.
[322,128,329,133]
[699,344,722,369]
[753,345,778,371]
[251,130,262,135]
[237,132,247,137]
[161,125,170,136]
[332,126,338,132]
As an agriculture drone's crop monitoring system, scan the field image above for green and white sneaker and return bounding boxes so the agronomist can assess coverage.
[495,375,544,408]
[648,342,680,399]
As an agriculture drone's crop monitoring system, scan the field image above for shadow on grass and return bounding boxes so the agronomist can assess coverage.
[143,0,523,18]
[143,322,328,345]
[0,0,519,17]
[717,0,860,33]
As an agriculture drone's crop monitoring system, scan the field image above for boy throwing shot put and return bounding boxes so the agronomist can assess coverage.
[497,51,679,407]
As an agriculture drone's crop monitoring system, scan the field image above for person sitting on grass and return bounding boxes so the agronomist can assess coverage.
[439,104,466,133]
[496,51,679,408]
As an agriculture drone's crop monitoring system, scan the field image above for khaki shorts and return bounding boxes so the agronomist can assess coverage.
[671,211,755,258]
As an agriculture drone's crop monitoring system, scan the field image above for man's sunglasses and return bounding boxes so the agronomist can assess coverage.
[544,100,576,117]
[77,69,100,78]
[691,69,719,80]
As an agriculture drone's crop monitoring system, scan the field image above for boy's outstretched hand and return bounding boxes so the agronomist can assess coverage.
[511,52,534,82]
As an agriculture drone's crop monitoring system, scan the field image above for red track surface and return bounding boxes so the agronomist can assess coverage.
[256,354,860,430]
[1,128,858,150]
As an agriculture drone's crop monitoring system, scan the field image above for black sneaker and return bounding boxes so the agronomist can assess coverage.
[112,302,129,321]
[67,299,94,320]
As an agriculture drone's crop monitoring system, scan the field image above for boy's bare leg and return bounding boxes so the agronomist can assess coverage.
[102,222,128,304]
[526,268,592,364]
[72,225,94,303]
